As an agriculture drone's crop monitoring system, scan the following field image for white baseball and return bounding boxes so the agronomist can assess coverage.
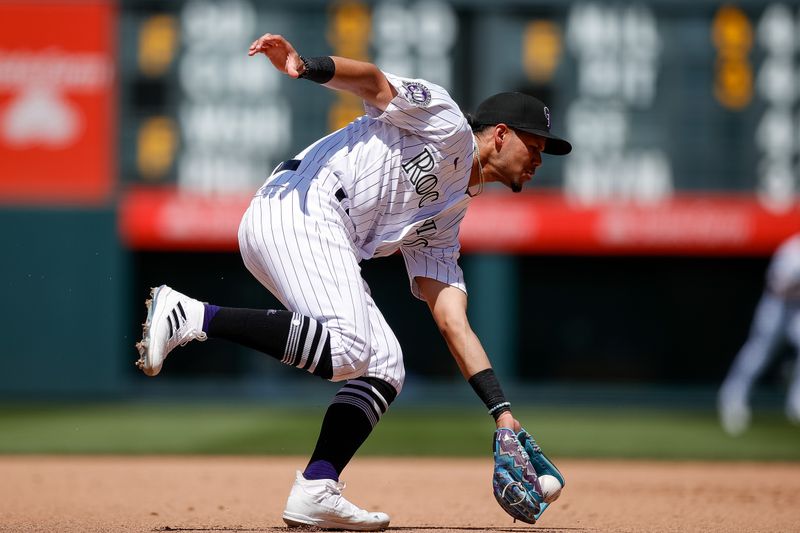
[538,475,562,503]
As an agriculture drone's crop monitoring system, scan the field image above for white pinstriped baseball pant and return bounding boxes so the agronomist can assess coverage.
[237,171,406,394]
[721,293,800,411]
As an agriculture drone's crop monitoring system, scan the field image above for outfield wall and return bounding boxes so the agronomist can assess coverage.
[1,0,798,399]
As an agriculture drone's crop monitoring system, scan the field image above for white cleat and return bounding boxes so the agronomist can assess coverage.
[718,397,750,436]
[718,382,751,436]
[786,398,800,426]
[720,402,750,436]
[135,285,207,377]
[282,471,390,531]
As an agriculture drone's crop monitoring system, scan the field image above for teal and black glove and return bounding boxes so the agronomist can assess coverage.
[492,428,543,523]
[518,427,565,520]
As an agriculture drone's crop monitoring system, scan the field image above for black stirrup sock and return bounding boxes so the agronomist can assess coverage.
[207,307,332,379]
[306,377,398,476]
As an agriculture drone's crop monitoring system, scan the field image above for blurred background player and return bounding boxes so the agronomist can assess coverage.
[718,232,800,435]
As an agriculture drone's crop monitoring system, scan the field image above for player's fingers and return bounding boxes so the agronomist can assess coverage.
[266,34,296,55]
[249,34,277,52]
[259,34,283,48]
[248,38,264,56]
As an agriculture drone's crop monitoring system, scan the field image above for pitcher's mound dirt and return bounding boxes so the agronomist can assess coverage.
[1,456,799,532]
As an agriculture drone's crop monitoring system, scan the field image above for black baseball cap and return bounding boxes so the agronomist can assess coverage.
[474,92,572,155]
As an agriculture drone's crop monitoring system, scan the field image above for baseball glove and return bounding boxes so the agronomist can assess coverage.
[518,427,565,490]
[517,428,565,521]
[492,427,543,524]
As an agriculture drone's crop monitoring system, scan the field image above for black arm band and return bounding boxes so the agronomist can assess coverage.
[299,56,335,84]
[468,368,511,420]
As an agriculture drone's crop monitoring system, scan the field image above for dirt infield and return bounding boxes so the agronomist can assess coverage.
[1,457,799,533]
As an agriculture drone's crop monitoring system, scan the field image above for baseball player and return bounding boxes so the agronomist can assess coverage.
[136,32,571,530]
[718,232,800,435]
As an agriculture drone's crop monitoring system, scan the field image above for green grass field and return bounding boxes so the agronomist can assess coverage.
[1,403,798,460]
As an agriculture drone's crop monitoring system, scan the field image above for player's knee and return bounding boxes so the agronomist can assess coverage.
[328,358,368,383]
[357,344,405,396]
[326,333,372,381]
[387,338,405,394]
[350,355,372,376]
[345,336,373,371]
[393,364,406,395]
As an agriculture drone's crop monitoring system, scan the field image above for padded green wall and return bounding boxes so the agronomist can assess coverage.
[0,209,127,396]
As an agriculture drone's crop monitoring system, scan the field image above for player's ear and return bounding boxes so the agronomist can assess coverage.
[494,124,509,150]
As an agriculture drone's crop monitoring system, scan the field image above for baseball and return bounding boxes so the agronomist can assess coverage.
[539,475,562,503]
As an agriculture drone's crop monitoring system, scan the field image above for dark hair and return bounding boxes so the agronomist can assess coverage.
[465,113,493,134]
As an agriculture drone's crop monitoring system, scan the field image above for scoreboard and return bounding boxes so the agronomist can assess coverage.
[117,0,800,255]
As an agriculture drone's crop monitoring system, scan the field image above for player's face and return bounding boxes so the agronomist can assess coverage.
[497,129,546,193]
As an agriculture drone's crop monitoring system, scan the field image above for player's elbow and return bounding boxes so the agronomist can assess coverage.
[436,311,470,343]
[356,65,396,110]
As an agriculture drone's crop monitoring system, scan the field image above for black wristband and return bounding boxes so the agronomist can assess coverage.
[299,55,335,84]
[468,368,511,420]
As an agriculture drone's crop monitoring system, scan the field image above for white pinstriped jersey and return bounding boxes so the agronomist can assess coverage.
[768,233,800,300]
[288,72,475,299]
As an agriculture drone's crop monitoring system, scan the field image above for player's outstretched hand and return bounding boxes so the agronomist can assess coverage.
[248,33,304,78]
[495,411,522,433]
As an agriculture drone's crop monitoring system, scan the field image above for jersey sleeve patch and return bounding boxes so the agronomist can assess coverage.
[364,71,467,141]
[401,81,432,107]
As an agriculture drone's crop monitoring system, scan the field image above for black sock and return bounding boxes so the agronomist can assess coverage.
[207,307,332,379]
[307,377,398,475]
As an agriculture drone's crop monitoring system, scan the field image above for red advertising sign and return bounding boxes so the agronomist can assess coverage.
[0,2,115,205]
[119,187,800,256]
[458,192,800,256]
